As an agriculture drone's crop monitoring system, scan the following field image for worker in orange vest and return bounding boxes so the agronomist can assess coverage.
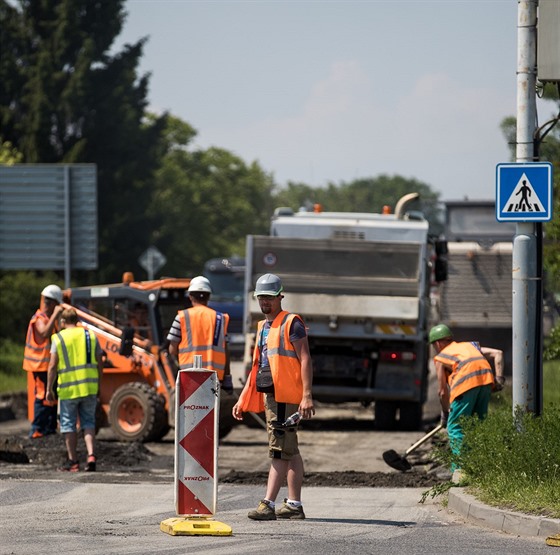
[23,284,63,438]
[232,273,315,521]
[167,276,233,392]
[430,323,502,469]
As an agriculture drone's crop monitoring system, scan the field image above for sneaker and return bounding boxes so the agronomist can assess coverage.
[248,499,277,520]
[85,455,96,472]
[58,459,80,472]
[276,499,305,520]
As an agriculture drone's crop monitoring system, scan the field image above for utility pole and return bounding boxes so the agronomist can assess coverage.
[512,0,542,416]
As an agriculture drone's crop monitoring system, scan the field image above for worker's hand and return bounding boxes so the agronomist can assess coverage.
[221,375,234,394]
[494,376,506,392]
[440,410,449,429]
[232,402,244,421]
[45,390,55,403]
[53,304,64,317]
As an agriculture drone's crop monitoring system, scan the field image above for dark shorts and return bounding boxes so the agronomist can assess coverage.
[264,394,300,460]
[59,395,97,433]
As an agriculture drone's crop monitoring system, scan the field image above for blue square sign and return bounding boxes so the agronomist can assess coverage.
[496,162,553,222]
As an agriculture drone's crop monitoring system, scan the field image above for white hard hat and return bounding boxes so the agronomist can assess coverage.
[41,284,62,304]
[188,276,212,294]
[254,273,283,297]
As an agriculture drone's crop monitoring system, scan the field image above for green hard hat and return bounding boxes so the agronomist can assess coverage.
[429,324,453,343]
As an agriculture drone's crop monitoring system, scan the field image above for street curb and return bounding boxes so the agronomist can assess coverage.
[448,487,560,538]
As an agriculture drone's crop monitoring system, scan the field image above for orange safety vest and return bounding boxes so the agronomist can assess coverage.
[177,305,229,380]
[238,311,304,413]
[434,341,494,404]
[23,310,58,373]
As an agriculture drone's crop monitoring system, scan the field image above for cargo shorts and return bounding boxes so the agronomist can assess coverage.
[264,394,300,460]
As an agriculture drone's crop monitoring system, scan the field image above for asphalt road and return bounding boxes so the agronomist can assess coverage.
[0,480,552,555]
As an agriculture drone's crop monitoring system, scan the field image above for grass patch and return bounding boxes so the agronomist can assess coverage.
[0,339,26,394]
[458,406,560,518]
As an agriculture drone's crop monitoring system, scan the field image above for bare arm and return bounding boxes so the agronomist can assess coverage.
[45,351,59,403]
[293,336,315,418]
[34,305,63,340]
[435,360,450,413]
[481,346,504,379]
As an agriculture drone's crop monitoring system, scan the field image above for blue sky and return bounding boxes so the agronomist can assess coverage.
[117,0,547,201]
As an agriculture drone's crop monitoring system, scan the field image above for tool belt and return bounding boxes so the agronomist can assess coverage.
[256,365,274,393]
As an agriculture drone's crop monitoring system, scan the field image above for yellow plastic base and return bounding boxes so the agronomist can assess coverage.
[160,517,232,536]
[546,534,560,547]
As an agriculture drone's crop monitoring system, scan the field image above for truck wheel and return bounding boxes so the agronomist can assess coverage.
[374,401,398,430]
[109,382,167,442]
[398,401,423,431]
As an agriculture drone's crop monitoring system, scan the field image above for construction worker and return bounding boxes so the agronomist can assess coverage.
[232,273,315,520]
[46,308,103,472]
[23,284,63,438]
[429,323,501,468]
[167,276,233,393]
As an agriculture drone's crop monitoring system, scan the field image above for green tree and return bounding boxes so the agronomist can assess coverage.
[150,116,273,276]
[0,0,168,282]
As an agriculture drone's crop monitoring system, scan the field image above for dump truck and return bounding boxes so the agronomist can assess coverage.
[33,274,237,442]
[434,200,515,372]
[243,194,447,430]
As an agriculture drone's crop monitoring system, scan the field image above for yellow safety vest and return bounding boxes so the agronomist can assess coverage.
[52,327,99,400]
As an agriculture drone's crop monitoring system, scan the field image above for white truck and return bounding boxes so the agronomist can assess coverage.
[243,194,447,430]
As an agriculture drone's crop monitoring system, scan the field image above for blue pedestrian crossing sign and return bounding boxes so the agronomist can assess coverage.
[496,162,553,222]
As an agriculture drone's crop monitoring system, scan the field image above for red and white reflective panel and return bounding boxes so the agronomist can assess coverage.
[175,369,219,517]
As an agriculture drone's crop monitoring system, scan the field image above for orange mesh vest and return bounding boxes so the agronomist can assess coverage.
[23,310,58,373]
[238,311,304,412]
[434,341,494,404]
[177,305,229,380]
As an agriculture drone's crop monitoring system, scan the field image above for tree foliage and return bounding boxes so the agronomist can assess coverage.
[149,116,273,277]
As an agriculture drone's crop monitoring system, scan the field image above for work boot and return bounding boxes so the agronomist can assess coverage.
[276,499,305,520]
[58,459,79,472]
[85,454,97,472]
[248,499,276,520]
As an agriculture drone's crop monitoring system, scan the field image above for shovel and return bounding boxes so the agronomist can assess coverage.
[382,423,443,472]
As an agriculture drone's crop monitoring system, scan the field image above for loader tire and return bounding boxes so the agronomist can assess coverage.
[109,382,168,442]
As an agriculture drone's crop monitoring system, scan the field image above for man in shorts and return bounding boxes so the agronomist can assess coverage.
[46,308,103,472]
[232,273,315,520]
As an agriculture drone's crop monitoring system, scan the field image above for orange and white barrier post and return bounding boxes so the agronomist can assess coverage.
[160,355,232,536]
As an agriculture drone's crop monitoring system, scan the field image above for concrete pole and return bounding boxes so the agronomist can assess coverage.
[512,0,541,416]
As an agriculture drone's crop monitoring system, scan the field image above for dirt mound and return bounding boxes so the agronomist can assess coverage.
[221,469,443,488]
[0,432,154,470]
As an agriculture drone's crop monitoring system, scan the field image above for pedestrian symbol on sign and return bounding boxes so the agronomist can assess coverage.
[502,173,545,213]
[496,162,552,222]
